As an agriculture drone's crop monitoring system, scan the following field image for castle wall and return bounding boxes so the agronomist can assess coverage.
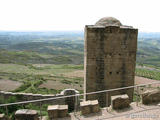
[84,25,138,107]
[0,89,80,110]
[0,91,65,105]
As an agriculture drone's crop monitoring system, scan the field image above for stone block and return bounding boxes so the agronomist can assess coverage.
[0,114,5,120]
[90,100,100,113]
[80,101,91,115]
[15,109,38,120]
[58,105,68,118]
[141,89,160,105]
[80,100,100,115]
[47,105,68,119]
[111,94,130,109]
[48,105,59,119]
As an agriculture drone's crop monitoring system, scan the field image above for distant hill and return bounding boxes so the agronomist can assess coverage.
[138,32,160,39]
[0,31,160,67]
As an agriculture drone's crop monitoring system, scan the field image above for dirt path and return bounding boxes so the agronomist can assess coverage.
[135,76,160,87]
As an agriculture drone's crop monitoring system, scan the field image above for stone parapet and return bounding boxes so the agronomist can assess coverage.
[111,94,130,109]
[47,105,68,119]
[15,109,38,120]
[141,89,160,105]
[80,100,100,115]
[0,91,66,105]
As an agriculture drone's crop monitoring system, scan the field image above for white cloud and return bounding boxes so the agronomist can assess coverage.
[0,0,159,32]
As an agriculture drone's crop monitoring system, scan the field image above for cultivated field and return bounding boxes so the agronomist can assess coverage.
[0,79,22,91]
[0,63,160,94]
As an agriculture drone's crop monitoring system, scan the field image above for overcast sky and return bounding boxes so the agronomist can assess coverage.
[0,0,160,32]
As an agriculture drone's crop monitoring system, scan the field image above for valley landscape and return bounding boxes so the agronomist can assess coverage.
[0,31,160,119]
[0,31,160,94]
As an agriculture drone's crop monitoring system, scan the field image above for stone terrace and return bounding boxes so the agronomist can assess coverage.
[69,102,160,120]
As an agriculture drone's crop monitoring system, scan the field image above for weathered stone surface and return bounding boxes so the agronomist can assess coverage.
[80,101,91,115]
[48,105,59,119]
[0,114,5,120]
[90,100,100,113]
[0,91,65,105]
[15,109,38,120]
[111,94,130,109]
[80,100,100,115]
[47,105,68,119]
[95,17,122,26]
[58,105,68,118]
[141,89,160,105]
[84,17,138,107]
[61,89,79,111]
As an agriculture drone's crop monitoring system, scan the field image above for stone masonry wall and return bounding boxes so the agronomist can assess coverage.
[84,25,138,107]
[0,89,80,109]
[0,91,65,105]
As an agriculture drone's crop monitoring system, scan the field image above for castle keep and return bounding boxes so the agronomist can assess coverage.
[84,17,138,107]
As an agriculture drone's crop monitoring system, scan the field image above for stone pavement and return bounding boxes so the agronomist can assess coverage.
[59,102,160,120]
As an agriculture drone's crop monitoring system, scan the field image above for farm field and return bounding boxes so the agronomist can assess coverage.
[0,64,84,94]
[0,63,160,94]
[0,31,160,119]
[0,31,160,94]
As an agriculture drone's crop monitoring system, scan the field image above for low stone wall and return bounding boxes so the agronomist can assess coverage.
[0,91,65,105]
[0,89,80,106]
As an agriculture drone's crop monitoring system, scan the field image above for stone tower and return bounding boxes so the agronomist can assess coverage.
[84,17,138,107]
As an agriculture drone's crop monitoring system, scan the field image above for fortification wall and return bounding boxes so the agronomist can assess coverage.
[0,91,65,105]
[0,89,80,107]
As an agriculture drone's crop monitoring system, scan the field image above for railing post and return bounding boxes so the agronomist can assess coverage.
[5,106,8,118]
[74,94,77,115]
[22,103,25,109]
[136,86,139,106]
[106,91,108,111]
[39,102,42,120]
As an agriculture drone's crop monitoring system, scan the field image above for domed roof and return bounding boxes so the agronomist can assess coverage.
[95,17,122,26]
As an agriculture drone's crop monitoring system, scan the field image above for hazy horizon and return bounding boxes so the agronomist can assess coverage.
[1,28,160,33]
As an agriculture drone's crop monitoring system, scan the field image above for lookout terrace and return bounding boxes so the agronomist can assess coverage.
[0,17,160,120]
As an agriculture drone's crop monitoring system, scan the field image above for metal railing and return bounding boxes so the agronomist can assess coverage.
[0,81,160,119]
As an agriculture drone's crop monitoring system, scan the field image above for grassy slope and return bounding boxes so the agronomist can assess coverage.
[137,38,160,67]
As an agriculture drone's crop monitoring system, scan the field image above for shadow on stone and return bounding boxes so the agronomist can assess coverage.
[82,110,102,118]
[113,105,133,113]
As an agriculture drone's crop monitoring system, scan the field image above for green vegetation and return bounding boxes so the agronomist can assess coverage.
[135,68,160,80]
[137,38,160,68]
[0,96,23,119]
[0,64,83,94]
[0,31,160,95]
[0,96,49,119]
[1,31,160,119]
[0,49,83,64]
[1,31,160,94]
